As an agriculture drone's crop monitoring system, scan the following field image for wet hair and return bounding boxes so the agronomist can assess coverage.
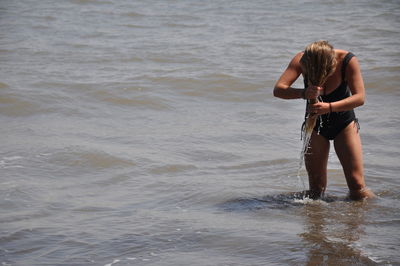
[301,41,337,137]
[300,40,337,86]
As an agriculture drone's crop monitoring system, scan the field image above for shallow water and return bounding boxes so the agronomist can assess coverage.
[1,0,400,265]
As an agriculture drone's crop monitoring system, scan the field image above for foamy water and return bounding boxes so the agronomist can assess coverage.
[1,0,400,265]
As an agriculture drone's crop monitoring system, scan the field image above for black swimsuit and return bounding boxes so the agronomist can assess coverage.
[303,52,359,140]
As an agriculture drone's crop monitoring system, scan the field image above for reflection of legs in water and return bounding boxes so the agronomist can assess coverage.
[305,131,330,199]
[300,204,328,265]
[334,122,375,200]
[301,202,372,265]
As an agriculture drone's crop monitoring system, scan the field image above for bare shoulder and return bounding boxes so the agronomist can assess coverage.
[293,51,304,62]
[335,49,349,60]
[287,51,304,70]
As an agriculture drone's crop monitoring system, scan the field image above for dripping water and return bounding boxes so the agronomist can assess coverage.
[297,97,324,194]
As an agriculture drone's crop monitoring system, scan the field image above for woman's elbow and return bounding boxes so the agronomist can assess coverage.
[359,94,365,106]
[273,86,281,98]
[356,95,365,107]
[273,88,278,98]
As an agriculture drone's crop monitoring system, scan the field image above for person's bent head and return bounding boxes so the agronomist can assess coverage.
[300,40,337,86]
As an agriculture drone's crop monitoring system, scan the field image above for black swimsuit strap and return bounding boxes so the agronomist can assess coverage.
[341,52,355,81]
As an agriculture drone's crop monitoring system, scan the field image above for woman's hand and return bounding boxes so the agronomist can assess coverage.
[304,85,323,99]
[308,102,331,115]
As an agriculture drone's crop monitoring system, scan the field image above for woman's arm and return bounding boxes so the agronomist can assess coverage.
[330,56,365,112]
[273,52,305,99]
[273,52,322,100]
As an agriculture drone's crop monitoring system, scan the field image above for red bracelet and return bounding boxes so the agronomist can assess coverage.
[329,103,333,113]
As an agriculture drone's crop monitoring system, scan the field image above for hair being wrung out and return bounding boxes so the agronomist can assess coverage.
[300,40,337,134]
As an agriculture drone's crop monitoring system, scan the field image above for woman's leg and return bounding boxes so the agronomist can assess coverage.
[305,131,330,199]
[334,121,375,200]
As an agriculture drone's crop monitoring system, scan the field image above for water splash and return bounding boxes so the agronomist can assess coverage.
[297,97,324,191]
[297,113,315,191]
[297,132,310,189]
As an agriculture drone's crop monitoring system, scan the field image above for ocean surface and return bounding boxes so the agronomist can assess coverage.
[1,0,400,265]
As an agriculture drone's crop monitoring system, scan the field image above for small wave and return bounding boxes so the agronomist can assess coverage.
[149,164,197,175]
[104,259,121,266]
[92,174,131,187]
[104,257,139,266]
[49,149,136,170]
[198,73,262,95]
[90,89,171,110]
[72,206,115,212]
[104,95,169,109]
[124,11,145,17]
[0,93,45,117]
[0,209,51,223]
[365,75,400,94]
[164,22,207,28]
[369,219,400,227]
[0,82,9,89]
[121,24,155,29]
[359,26,399,36]
[182,148,241,163]
[370,66,400,72]
[219,192,339,212]
[149,74,263,102]
[217,159,292,171]
[0,155,24,169]
[120,56,144,62]
[147,53,204,64]
[0,228,43,243]
[69,0,111,4]
[2,156,23,161]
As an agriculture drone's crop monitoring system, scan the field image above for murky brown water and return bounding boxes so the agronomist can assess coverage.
[1,0,399,265]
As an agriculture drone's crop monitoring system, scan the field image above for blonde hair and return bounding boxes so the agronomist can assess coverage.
[301,41,337,140]
[300,40,337,86]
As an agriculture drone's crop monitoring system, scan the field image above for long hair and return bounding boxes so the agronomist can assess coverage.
[301,40,337,86]
[300,41,337,133]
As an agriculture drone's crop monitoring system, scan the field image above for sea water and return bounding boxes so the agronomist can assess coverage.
[1,0,400,265]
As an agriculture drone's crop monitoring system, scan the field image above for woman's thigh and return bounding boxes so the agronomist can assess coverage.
[333,121,366,190]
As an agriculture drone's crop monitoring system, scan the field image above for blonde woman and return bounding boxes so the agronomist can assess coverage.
[273,41,374,200]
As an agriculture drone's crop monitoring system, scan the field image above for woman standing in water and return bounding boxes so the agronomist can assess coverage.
[273,40,374,200]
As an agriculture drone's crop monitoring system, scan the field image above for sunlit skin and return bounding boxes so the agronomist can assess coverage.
[273,49,375,200]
